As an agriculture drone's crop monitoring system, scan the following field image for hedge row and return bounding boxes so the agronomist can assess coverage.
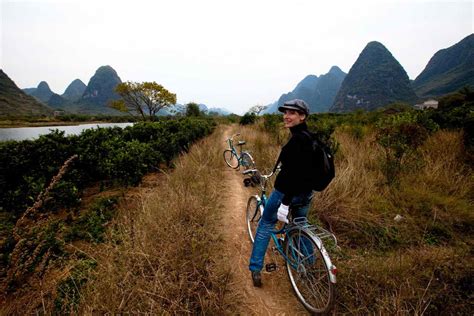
[0,118,216,217]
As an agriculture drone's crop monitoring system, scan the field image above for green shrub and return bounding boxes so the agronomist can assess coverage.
[64,197,118,243]
[239,112,257,125]
[376,111,432,185]
[54,258,97,313]
[0,118,215,218]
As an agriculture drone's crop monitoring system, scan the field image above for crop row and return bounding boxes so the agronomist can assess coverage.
[0,117,216,217]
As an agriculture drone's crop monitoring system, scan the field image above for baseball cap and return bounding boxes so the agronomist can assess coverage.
[278,99,310,116]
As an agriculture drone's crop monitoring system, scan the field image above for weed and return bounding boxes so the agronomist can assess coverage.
[64,197,118,243]
[54,258,97,313]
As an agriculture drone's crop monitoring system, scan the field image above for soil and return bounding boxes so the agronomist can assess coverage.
[220,126,308,315]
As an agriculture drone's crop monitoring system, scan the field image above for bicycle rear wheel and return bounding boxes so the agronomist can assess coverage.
[285,228,335,315]
[246,196,263,243]
[223,150,239,169]
[241,152,256,170]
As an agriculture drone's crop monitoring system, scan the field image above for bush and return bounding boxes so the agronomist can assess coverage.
[376,111,434,185]
[0,118,215,219]
[239,112,257,125]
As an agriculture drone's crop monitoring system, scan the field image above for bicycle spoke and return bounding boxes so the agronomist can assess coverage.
[285,228,334,314]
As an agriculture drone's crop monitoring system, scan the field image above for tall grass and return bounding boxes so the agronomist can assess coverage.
[5,122,470,314]
[71,126,237,314]
[251,119,473,314]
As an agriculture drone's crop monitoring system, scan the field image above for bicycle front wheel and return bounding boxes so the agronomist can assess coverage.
[246,196,262,243]
[241,152,256,170]
[285,228,335,315]
[223,150,239,169]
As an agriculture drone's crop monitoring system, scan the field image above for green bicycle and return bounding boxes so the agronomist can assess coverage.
[223,133,256,170]
[244,168,338,315]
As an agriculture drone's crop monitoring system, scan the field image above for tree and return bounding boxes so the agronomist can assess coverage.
[185,102,202,117]
[111,81,176,120]
[240,112,257,125]
[248,104,268,115]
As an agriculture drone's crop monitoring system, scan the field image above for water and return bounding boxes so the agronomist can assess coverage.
[0,122,134,142]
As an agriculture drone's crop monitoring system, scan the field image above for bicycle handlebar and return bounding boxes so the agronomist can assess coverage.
[225,133,241,143]
[242,168,277,179]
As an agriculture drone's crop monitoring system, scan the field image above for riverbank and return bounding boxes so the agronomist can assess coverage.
[0,119,133,128]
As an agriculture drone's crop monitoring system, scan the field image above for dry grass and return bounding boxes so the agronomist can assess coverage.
[243,123,473,314]
[5,123,470,314]
[73,126,238,314]
[326,129,472,314]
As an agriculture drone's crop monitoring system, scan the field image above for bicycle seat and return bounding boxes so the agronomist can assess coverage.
[238,141,246,146]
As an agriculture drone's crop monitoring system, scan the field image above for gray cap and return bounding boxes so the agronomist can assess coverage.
[278,99,310,116]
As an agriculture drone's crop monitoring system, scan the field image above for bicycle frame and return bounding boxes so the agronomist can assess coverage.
[244,168,337,283]
[227,133,243,160]
[225,134,255,168]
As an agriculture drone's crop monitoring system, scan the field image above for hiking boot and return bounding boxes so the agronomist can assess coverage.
[251,271,262,287]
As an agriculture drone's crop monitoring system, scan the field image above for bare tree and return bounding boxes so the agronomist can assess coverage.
[248,104,268,115]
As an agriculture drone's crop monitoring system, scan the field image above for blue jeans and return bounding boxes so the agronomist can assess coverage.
[249,189,313,272]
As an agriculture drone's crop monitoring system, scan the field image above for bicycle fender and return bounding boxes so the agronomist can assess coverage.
[287,226,337,284]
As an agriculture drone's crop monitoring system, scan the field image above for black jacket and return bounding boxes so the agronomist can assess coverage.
[274,122,313,205]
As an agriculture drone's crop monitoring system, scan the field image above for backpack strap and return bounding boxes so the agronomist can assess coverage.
[301,130,315,146]
[272,153,281,174]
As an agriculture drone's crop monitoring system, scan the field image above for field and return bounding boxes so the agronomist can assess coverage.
[0,108,472,314]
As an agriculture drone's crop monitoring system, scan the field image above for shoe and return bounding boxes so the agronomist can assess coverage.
[251,271,262,287]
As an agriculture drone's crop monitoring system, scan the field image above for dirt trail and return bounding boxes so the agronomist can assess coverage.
[220,125,307,315]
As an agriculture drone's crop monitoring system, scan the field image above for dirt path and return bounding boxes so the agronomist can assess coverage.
[220,125,308,315]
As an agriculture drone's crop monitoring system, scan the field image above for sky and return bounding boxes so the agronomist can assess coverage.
[1,0,472,114]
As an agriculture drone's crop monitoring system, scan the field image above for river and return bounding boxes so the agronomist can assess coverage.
[0,122,134,142]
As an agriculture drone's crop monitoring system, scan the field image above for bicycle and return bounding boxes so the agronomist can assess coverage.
[223,133,256,170]
[243,168,338,315]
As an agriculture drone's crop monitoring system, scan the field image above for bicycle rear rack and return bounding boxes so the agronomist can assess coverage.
[292,217,338,248]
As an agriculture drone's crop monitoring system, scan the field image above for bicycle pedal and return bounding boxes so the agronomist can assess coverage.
[265,263,277,272]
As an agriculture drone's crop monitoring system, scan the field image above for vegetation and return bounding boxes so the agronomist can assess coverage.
[247,105,267,115]
[72,126,236,314]
[185,102,204,117]
[239,112,257,125]
[0,117,216,312]
[252,99,472,314]
[111,81,177,120]
[1,88,472,313]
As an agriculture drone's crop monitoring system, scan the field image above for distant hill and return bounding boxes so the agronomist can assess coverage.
[62,79,86,101]
[165,103,232,116]
[208,107,232,115]
[24,81,54,103]
[71,65,123,114]
[47,93,68,109]
[413,34,474,97]
[0,70,53,116]
[311,66,347,112]
[277,75,319,112]
[264,66,346,114]
[330,41,417,112]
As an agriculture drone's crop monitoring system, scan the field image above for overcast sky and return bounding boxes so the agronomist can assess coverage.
[1,0,472,114]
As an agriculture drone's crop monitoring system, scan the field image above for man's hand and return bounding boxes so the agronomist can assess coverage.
[277,204,289,223]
